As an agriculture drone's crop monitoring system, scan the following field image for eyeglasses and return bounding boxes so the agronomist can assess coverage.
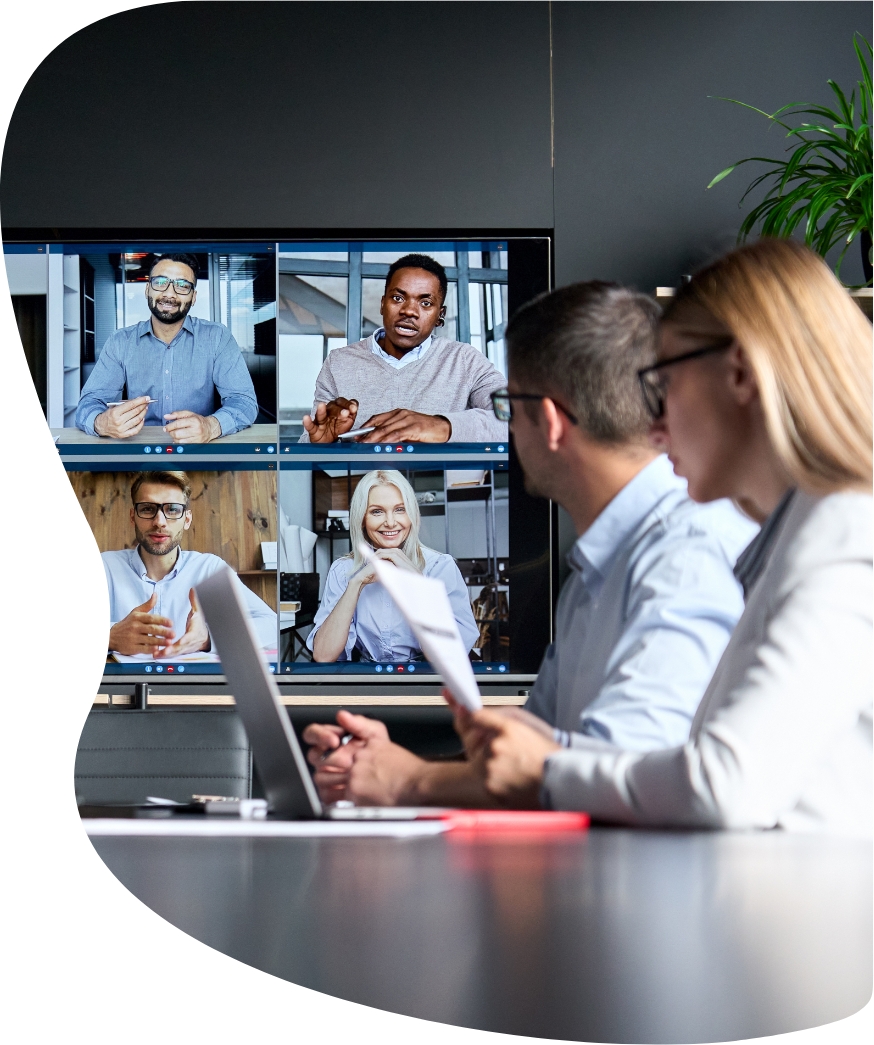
[490,389,579,425]
[134,502,188,520]
[149,276,195,296]
[637,339,734,419]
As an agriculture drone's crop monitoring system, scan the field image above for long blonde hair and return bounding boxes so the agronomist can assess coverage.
[348,470,426,570]
[664,239,872,493]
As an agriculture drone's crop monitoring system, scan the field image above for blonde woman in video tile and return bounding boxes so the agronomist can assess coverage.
[308,469,479,662]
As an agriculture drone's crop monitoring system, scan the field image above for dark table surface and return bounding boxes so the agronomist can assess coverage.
[90,826,871,1043]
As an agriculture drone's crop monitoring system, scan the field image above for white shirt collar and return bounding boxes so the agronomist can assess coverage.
[128,545,183,581]
[369,327,433,369]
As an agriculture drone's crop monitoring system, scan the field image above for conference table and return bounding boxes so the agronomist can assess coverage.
[87,820,871,1043]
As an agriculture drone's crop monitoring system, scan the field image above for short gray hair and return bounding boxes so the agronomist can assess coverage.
[507,281,660,444]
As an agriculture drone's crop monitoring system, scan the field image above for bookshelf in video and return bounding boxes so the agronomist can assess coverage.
[7,238,517,679]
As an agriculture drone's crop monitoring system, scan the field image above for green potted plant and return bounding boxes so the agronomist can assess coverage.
[708,33,872,287]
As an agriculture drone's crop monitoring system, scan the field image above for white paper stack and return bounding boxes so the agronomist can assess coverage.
[260,541,278,570]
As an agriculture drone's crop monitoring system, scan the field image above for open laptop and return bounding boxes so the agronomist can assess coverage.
[195,567,445,820]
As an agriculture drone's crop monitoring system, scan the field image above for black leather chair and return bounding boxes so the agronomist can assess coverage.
[75,708,253,804]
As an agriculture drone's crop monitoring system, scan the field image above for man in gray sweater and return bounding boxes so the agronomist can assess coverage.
[300,253,508,443]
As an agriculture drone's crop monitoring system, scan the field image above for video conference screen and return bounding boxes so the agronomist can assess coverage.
[6,237,548,681]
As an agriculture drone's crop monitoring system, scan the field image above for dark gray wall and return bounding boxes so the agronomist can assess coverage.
[1,1,869,278]
[0,2,553,230]
[553,1,870,289]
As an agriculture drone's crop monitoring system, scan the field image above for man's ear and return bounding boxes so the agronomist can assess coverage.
[727,343,759,406]
[437,304,446,328]
[541,398,568,451]
[183,510,192,531]
[130,507,135,527]
[379,294,386,319]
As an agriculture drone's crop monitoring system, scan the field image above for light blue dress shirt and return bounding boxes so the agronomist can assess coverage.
[369,327,433,370]
[103,548,277,655]
[525,455,759,752]
[76,316,259,436]
[308,546,479,661]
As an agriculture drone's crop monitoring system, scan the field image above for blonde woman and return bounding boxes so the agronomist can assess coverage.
[475,239,872,835]
[308,469,479,663]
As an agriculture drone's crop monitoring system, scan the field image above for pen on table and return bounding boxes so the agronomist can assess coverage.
[107,399,158,406]
[319,733,354,762]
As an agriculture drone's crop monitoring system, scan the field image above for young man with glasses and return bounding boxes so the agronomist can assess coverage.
[75,253,258,443]
[103,471,276,659]
[303,282,758,807]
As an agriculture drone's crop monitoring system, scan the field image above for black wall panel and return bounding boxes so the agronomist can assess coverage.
[552,1,871,290]
[0,1,553,231]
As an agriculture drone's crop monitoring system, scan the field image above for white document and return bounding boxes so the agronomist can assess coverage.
[84,818,449,838]
[110,651,222,664]
[362,548,482,711]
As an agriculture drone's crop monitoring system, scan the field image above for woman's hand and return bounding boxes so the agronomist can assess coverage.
[374,547,421,573]
[349,561,379,589]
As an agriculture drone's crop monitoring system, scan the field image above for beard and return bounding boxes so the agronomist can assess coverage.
[147,293,193,326]
[135,523,184,558]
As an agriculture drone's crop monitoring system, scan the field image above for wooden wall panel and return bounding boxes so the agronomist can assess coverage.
[68,470,277,573]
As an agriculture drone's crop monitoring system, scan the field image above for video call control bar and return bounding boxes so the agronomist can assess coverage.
[281,443,509,465]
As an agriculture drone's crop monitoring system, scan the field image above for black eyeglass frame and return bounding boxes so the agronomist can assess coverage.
[637,339,734,419]
[133,501,190,521]
[148,275,196,296]
[490,389,579,425]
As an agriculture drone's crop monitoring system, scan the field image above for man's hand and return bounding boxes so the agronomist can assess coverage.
[163,411,220,443]
[94,396,150,439]
[346,732,428,807]
[444,691,556,762]
[302,398,359,443]
[155,588,210,659]
[356,409,451,443]
[473,708,561,809]
[108,592,174,656]
[303,711,387,804]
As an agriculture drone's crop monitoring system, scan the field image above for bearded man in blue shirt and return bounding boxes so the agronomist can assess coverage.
[303,281,758,807]
[75,253,258,443]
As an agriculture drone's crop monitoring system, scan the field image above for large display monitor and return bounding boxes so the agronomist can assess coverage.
[5,234,553,689]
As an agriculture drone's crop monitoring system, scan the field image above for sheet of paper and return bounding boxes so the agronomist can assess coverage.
[363,548,482,711]
[110,651,222,664]
[84,818,449,838]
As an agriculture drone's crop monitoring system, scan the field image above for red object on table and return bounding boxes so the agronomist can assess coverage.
[441,810,590,831]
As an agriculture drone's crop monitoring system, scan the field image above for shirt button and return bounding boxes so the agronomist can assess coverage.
[165,370,169,374]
